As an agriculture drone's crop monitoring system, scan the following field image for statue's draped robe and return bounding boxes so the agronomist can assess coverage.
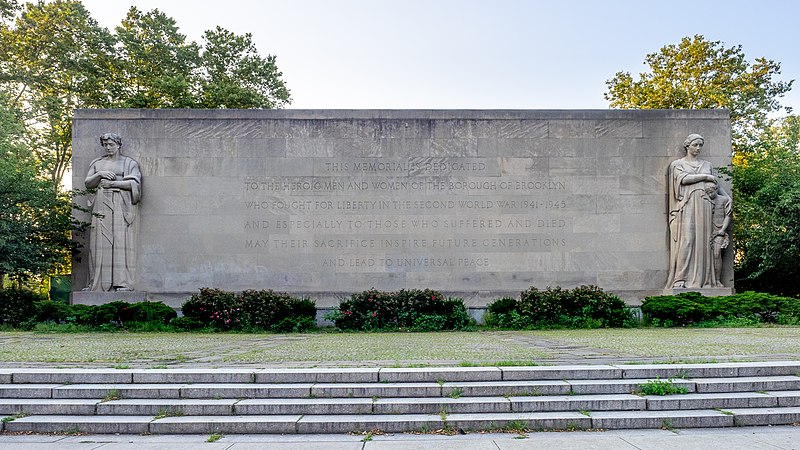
[86,156,141,291]
[666,158,716,289]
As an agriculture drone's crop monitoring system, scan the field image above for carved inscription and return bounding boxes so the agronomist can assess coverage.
[240,157,572,273]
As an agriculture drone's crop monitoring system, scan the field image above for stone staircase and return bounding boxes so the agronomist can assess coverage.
[3,362,800,434]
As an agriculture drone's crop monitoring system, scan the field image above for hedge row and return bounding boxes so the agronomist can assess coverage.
[641,291,800,326]
[484,285,636,329]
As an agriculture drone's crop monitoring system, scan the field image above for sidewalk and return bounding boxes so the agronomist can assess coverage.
[1,426,800,449]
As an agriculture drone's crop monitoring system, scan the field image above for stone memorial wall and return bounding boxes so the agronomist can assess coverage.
[72,109,733,306]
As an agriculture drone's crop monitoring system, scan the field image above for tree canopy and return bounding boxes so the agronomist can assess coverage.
[0,0,291,186]
[731,117,800,295]
[605,35,793,148]
[0,96,73,286]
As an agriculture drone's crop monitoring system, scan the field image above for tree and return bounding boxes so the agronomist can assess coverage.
[0,96,73,286]
[0,0,117,187]
[605,35,793,148]
[730,117,800,296]
[199,26,290,109]
[113,7,200,108]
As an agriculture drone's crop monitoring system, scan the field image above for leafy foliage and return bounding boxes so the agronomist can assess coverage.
[638,378,689,396]
[730,116,800,295]
[493,285,634,329]
[0,96,74,285]
[641,291,800,326]
[0,1,291,189]
[0,288,45,326]
[326,288,474,332]
[605,34,793,147]
[181,288,316,332]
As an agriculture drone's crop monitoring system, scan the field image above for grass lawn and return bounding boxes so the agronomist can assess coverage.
[1,327,799,367]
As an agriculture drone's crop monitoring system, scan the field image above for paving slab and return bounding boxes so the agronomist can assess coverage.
[255,368,380,383]
[96,398,237,416]
[235,398,374,415]
[510,394,645,412]
[311,382,441,398]
[0,371,11,384]
[379,367,502,383]
[619,433,783,450]
[131,369,255,384]
[51,384,182,399]
[296,413,443,434]
[374,396,511,414]
[645,392,778,410]
[149,415,301,434]
[589,409,733,429]
[180,383,313,399]
[501,365,621,381]
[726,406,800,426]
[0,384,58,399]
[693,376,800,393]
[0,398,99,415]
[4,415,152,434]
[10,369,133,384]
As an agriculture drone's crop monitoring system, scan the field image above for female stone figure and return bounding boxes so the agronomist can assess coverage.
[665,133,721,289]
[83,133,142,291]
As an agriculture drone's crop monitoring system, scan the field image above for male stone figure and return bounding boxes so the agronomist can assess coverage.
[706,183,732,287]
[83,133,142,291]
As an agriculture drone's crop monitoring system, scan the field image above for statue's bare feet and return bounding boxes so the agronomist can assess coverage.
[115,287,132,292]
[672,281,686,289]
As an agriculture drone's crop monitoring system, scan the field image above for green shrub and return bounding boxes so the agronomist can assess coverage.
[240,290,316,332]
[169,316,205,331]
[0,289,46,326]
[641,291,800,326]
[486,285,633,329]
[181,288,243,330]
[128,302,178,324]
[327,288,473,332]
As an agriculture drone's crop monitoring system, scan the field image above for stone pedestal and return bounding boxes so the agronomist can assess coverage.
[71,291,146,306]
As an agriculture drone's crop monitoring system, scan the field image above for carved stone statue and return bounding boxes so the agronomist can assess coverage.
[83,133,142,291]
[665,133,729,289]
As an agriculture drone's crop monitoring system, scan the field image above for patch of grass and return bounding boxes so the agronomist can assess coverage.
[638,378,689,396]
[579,409,591,417]
[2,412,28,423]
[361,431,373,442]
[150,364,168,369]
[447,387,463,399]
[661,419,675,432]
[112,364,130,369]
[502,420,529,433]
[714,408,734,416]
[435,378,445,386]
[101,389,122,402]
[207,433,223,442]
[153,407,184,420]
[439,405,447,421]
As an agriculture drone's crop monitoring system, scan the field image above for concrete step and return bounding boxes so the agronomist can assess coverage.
[6,408,800,434]
[3,376,799,400]
[2,361,800,384]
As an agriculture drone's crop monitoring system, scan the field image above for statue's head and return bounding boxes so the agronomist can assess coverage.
[683,133,705,151]
[99,132,122,147]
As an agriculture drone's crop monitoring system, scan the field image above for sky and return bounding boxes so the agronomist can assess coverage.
[79,0,799,113]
